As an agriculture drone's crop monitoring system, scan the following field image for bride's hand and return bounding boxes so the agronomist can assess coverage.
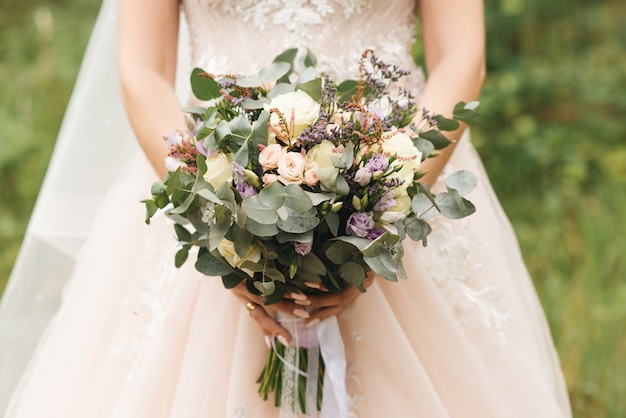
[286,271,378,327]
[231,281,307,346]
[232,271,377,344]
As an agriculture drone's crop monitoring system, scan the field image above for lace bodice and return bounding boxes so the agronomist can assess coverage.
[181,0,423,91]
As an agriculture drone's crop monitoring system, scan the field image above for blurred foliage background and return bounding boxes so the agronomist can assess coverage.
[0,0,624,416]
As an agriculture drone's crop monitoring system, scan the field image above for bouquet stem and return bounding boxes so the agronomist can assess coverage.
[257,334,325,414]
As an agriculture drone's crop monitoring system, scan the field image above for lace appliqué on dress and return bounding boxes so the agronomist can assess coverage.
[418,220,511,345]
[111,232,178,386]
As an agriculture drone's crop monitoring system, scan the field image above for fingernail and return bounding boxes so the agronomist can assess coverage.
[264,335,271,349]
[277,335,290,347]
[304,281,322,289]
[293,309,310,319]
[294,299,311,306]
[306,318,320,329]
[289,292,308,301]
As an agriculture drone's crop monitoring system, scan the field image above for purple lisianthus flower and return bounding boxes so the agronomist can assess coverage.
[364,154,389,172]
[346,212,374,238]
[366,228,386,241]
[354,167,372,186]
[232,162,258,197]
[164,130,184,147]
[236,183,258,198]
[373,191,396,212]
[195,137,210,157]
[294,241,313,256]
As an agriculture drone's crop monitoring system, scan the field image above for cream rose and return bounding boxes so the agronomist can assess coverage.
[217,238,261,277]
[277,152,307,185]
[203,152,233,189]
[379,195,412,224]
[266,90,320,144]
[306,140,337,170]
[258,144,286,171]
[382,129,422,188]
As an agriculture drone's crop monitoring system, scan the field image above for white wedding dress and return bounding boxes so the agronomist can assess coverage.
[0,0,572,417]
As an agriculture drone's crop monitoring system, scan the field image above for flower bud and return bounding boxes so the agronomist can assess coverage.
[331,202,343,212]
[352,195,362,210]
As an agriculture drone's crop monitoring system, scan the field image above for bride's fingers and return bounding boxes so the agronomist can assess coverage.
[248,304,292,345]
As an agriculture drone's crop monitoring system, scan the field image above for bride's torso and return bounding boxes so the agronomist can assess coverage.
[181,0,423,88]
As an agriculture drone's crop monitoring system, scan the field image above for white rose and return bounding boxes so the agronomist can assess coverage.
[306,140,337,170]
[382,129,422,188]
[266,90,320,144]
[379,195,412,224]
[165,156,187,172]
[217,238,262,277]
[203,152,233,189]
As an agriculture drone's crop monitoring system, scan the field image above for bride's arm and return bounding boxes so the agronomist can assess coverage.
[415,0,486,187]
[118,0,184,179]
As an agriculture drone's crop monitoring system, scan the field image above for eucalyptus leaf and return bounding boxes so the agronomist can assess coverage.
[258,61,291,82]
[433,114,460,131]
[277,207,319,233]
[324,211,340,236]
[165,168,182,194]
[143,199,158,224]
[267,83,295,99]
[174,224,192,243]
[283,184,313,212]
[263,267,286,283]
[254,281,277,296]
[208,214,232,251]
[276,230,313,244]
[222,273,245,289]
[316,166,340,190]
[413,137,434,161]
[363,255,398,282]
[257,182,285,209]
[304,191,336,206]
[245,218,279,237]
[296,78,323,101]
[335,175,350,196]
[195,248,234,276]
[196,188,222,205]
[242,98,270,110]
[190,68,221,100]
[168,193,195,214]
[242,196,278,224]
[445,170,477,197]
[325,241,359,264]
[235,75,263,88]
[405,217,432,244]
[335,236,370,252]
[437,190,477,219]
[300,252,327,275]
[419,129,452,150]
[339,262,366,290]
[175,247,189,268]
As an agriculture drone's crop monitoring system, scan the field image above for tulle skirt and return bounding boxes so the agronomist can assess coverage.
[2,134,571,417]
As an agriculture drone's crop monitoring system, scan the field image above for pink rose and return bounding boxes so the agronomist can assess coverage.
[277,152,307,185]
[303,162,319,187]
[258,143,285,171]
[262,173,278,187]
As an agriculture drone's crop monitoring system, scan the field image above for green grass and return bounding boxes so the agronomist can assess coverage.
[1,0,625,416]
[0,0,101,291]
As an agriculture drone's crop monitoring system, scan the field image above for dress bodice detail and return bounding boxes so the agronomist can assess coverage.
[181,0,424,91]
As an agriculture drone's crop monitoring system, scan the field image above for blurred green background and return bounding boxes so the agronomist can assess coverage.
[1,0,624,416]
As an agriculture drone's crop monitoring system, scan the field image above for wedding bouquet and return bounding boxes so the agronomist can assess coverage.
[143,49,478,415]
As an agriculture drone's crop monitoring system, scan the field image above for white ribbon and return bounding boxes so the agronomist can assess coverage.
[275,313,347,418]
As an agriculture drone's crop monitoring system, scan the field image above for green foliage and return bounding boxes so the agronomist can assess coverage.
[1,0,625,416]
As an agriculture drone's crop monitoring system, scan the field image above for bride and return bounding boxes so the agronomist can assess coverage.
[0,0,572,416]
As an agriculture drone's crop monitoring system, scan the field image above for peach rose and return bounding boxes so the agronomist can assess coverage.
[258,143,286,171]
[303,162,319,186]
[277,152,307,185]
